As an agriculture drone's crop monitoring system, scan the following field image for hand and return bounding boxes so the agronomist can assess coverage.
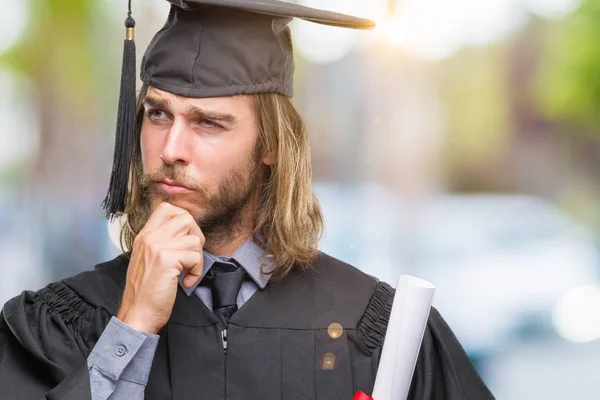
[116,202,205,334]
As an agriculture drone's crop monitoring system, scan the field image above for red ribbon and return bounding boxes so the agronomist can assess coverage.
[353,391,373,400]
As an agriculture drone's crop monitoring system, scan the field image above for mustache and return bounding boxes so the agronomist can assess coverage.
[139,165,208,196]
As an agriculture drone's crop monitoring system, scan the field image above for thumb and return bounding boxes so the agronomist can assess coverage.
[182,271,202,289]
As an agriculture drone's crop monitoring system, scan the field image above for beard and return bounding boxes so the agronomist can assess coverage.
[135,152,261,244]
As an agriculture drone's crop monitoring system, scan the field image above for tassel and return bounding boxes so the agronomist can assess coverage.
[102,2,137,218]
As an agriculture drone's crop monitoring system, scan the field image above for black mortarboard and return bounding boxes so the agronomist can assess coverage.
[103,0,375,217]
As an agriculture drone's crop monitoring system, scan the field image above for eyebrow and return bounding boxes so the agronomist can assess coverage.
[142,95,237,125]
[187,105,237,125]
[142,96,170,110]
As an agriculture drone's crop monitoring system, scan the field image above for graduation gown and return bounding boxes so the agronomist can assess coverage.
[0,252,494,399]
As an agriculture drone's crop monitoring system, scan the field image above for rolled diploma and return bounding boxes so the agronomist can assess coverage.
[371,275,436,400]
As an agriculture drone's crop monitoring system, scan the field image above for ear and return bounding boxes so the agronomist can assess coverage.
[262,151,277,166]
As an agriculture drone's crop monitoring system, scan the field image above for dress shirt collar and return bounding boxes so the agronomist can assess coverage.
[178,237,270,297]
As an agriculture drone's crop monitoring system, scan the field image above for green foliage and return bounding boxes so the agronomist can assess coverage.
[536,0,600,130]
[439,45,512,163]
[0,0,110,103]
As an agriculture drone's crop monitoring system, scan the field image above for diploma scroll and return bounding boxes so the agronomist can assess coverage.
[366,275,436,400]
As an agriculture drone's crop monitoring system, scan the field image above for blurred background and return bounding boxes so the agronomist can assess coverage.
[2,0,600,397]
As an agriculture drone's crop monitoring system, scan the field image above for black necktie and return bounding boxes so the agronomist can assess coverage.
[208,261,246,329]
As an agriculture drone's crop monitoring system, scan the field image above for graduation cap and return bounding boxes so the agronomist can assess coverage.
[102,0,375,217]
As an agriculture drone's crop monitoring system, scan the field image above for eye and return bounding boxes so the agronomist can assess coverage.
[197,119,223,130]
[145,109,169,121]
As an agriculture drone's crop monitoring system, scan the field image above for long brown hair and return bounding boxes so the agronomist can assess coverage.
[119,84,324,280]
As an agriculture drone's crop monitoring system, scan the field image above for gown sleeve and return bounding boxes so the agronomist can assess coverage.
[357,282,495,400]
[0,281,112,399]
[408,307,495,400]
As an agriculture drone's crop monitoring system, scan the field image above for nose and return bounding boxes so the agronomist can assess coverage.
[160,120,191,165]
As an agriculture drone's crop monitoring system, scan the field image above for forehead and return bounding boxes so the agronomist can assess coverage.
[145,87,253,116]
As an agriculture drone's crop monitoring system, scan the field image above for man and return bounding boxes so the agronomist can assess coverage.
[0,1,494,399]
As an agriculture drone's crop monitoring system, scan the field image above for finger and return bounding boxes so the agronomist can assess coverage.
[158,209,205,245]
[164,235,202,251]
[151,212,198,239]
[142,202,188,233]
[182,272,202,289]
[182,251,204,288]
[177,249,202,269]
[160,249,202,272]
[186,219,205,246]
[186,250,204,278]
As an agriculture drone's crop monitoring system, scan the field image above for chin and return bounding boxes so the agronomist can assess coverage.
[150,194,205,216]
